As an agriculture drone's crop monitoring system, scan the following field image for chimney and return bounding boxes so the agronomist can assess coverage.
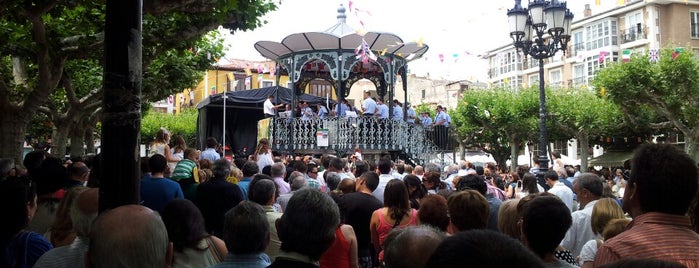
[584,4,592,18]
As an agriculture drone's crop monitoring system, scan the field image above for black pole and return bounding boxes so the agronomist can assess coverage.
[100,0,142,212]
[537,58,549,174]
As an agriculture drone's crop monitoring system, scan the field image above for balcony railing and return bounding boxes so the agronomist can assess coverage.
[621,24,647,44]
[268,117,450,165]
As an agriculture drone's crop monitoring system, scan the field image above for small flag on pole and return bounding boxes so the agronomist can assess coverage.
[621,50,631,62]
[649,49,659,63]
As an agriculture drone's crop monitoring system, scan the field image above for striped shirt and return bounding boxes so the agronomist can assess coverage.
[171,159,198,182]
[594,212,699,267]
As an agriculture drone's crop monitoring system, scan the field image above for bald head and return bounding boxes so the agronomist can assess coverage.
[89,205,172,268]
[383,225,446,268]
[71,188,99,238]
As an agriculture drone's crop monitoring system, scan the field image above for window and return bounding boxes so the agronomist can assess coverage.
[260,80,274,88]
[573,64,585,86]
[691,11,699,38]
[495,50,523,76]
[585,19,618,50]
[309,80,332,97]
[549,69,562,87]
[528,74,539,86]
[572,31,584,55]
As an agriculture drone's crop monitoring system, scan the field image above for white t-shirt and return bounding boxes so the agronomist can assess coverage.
[263,99,275,116]
[578,239,600,266]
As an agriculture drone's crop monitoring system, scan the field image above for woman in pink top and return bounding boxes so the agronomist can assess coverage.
[370,179,419,261]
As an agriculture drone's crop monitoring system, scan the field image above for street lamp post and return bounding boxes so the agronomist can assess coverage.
[507,0,573,175]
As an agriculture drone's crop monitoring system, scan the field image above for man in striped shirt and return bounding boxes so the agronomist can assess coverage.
[594,144,699,267]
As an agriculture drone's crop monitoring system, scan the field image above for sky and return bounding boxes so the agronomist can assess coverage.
[222,0,618,82]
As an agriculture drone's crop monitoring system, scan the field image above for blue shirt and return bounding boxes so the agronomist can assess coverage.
[435,111,450,127]
[335,103,349,117]
[208,253,271,268]
[140,176,184,213]
[362,98,377,115]
[201,148,220,162]
[317,106,328,119]
[300,107,314,121]
[238,177,252,200]
[378,104,389,119]
[421,116,433,127]
[406,107,416,123]
[392,105,404,120]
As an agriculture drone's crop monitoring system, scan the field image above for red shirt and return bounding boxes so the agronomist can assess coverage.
[319,225,350,268]
[594,212,699,267]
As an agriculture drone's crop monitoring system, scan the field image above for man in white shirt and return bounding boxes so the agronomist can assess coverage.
[376,99,389,119]
[362,91,377,116]
[392,99,404,120]
[372,157,397,203]
[299,101,314,121]
[545,170,575,212]
[560,173,604,258]
[263,95,283,118]
[405,102,416,124]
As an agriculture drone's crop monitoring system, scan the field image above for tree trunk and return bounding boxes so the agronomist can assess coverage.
[100,0,142,212]
[578,136,590,172]
[509,140,519,172]
[50,121,71,160]
[85,125,96,155]
[684,129,698,162]
[69,121,85,158]
[0,109,30,164]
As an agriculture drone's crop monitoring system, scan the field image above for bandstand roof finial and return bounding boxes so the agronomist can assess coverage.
[337,4,347,23]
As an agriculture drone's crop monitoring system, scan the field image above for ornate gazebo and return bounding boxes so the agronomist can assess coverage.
[255,5,443,164]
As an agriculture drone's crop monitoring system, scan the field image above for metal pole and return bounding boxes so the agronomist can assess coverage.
[538,58,549,173]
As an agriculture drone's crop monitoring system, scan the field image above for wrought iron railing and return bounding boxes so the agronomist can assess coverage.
[268,117,448,165]
[621,24,646,44]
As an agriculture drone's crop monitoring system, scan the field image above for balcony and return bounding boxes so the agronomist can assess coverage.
[621,24,647,44]
[268,117,453,165]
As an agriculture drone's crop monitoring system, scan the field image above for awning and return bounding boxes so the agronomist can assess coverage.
[588,151,634,167]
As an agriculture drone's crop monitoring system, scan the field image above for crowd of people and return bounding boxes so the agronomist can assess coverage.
[1,142,698,268]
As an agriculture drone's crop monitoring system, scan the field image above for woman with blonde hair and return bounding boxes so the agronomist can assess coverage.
[578,197,626,268]
[254,138,274,170]
[149,128,181,171]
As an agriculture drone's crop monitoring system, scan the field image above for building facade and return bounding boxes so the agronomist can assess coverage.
[485,0,699,90]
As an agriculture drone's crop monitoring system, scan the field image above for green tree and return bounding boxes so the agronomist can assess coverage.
[547,87,622,171]
[452,87,539,171]
[593,48,699,160]
[0,0,278,162]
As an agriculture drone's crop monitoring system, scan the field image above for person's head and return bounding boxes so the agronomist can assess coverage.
[358,171,380,192]
[417,194,450,232]
[71,188,99,238]
[497,199,521,240]
[601,218,631,241]
[521,172,539,193]
[306,163,319,179]
[172,135,186,149]
[0,176,37,241]
[205,137,218,149]
[212,158,232,180]
[48,186,87,241]
[88,205,172,268]
[241,161,260,177]
[520,195,572,259]
[626,143,698,217]
[183,148,199,161]
[256,138,270,154]
[383,225,446,268]
[574,172,604,208]
[223,201,269,254]
[155,127,171,143]
[68,161,90,183]
[413,165,424,176]
[384,179,410,210]
[161,199,209,252]
[23,150,47,177]
[277,189,340,260]
[270,162,286,178]
[34,156,69,197]
[268,94,274,100]
[329,157,345,172]
[148,154,168,175]
[353,160,369,178]
[337,178,356,194]
[404,174,427,200]
[248,174,277,205]
[455,174,487,196]
[378,157,393,175]
[425,230,545,268]
[590,197,625,236]
[447,189,489,232]
[543,170,559,186]
[422,171,442,190]
[325,172,341,191]
[288,171,307,191]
